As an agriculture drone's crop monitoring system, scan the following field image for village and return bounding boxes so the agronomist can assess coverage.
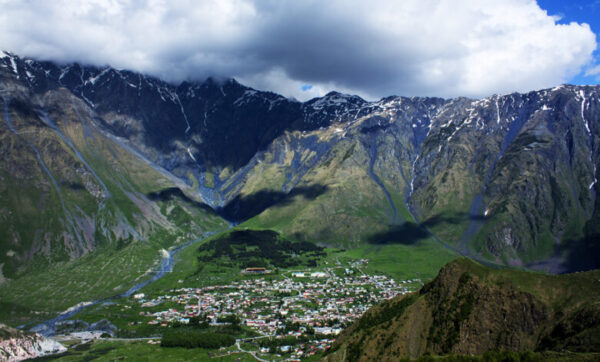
[132,260,423,360]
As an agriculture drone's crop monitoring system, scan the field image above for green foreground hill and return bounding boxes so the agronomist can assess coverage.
[326,258,600,361]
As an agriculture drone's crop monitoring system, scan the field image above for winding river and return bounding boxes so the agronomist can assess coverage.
[30,231,221,336]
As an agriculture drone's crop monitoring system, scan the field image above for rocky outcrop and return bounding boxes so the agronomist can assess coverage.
[0,323,65,361]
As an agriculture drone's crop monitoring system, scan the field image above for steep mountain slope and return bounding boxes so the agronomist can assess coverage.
[412,89,600,271]
[1,51,599,275]
[0,53,228,290]
[232,101,436,246]
[325,258,600,361]
[220,89,600,272]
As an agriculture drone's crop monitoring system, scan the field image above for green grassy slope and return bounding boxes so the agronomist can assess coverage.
[237,136,392,246]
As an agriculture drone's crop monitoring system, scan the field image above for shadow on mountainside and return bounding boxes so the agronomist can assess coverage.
[367,222,430,245]
[421,211,485,228]
[147,185,328,224]
[368,211,490,246]
[218,184,329,223]
[559,233,600,273]
[528,208,600,274]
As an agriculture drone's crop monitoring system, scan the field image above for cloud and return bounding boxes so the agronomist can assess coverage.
[0,0,596,100]
[586,64,600,78]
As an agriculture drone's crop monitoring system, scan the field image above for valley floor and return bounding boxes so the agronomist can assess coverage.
[48,255,423,360]
[18,232,455,361]
[0,223,458,361]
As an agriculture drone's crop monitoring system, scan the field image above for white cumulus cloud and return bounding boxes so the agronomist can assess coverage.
[0,0,596,100]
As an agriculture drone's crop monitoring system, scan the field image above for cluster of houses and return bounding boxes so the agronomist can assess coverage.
[133,265,422,358]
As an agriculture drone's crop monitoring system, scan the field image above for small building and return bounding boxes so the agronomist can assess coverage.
[242,267,267,274]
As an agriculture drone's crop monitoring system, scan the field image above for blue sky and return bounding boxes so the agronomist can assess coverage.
[539,0,600,85]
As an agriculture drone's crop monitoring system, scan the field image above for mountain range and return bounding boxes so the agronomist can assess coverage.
[1,50,599,286]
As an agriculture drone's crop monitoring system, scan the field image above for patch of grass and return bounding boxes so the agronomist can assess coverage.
[326,239,458,281]
[381,179,414,223]
[161,329,235,349]
[204,170,214,189]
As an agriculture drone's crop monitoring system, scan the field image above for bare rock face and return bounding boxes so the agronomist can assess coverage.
[0,323,66,361]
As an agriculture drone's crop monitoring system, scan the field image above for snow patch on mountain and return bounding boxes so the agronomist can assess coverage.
[579,90,591,135]
[86,67,110,85]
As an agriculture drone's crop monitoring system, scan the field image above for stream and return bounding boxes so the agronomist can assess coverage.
[30,231,220,336]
